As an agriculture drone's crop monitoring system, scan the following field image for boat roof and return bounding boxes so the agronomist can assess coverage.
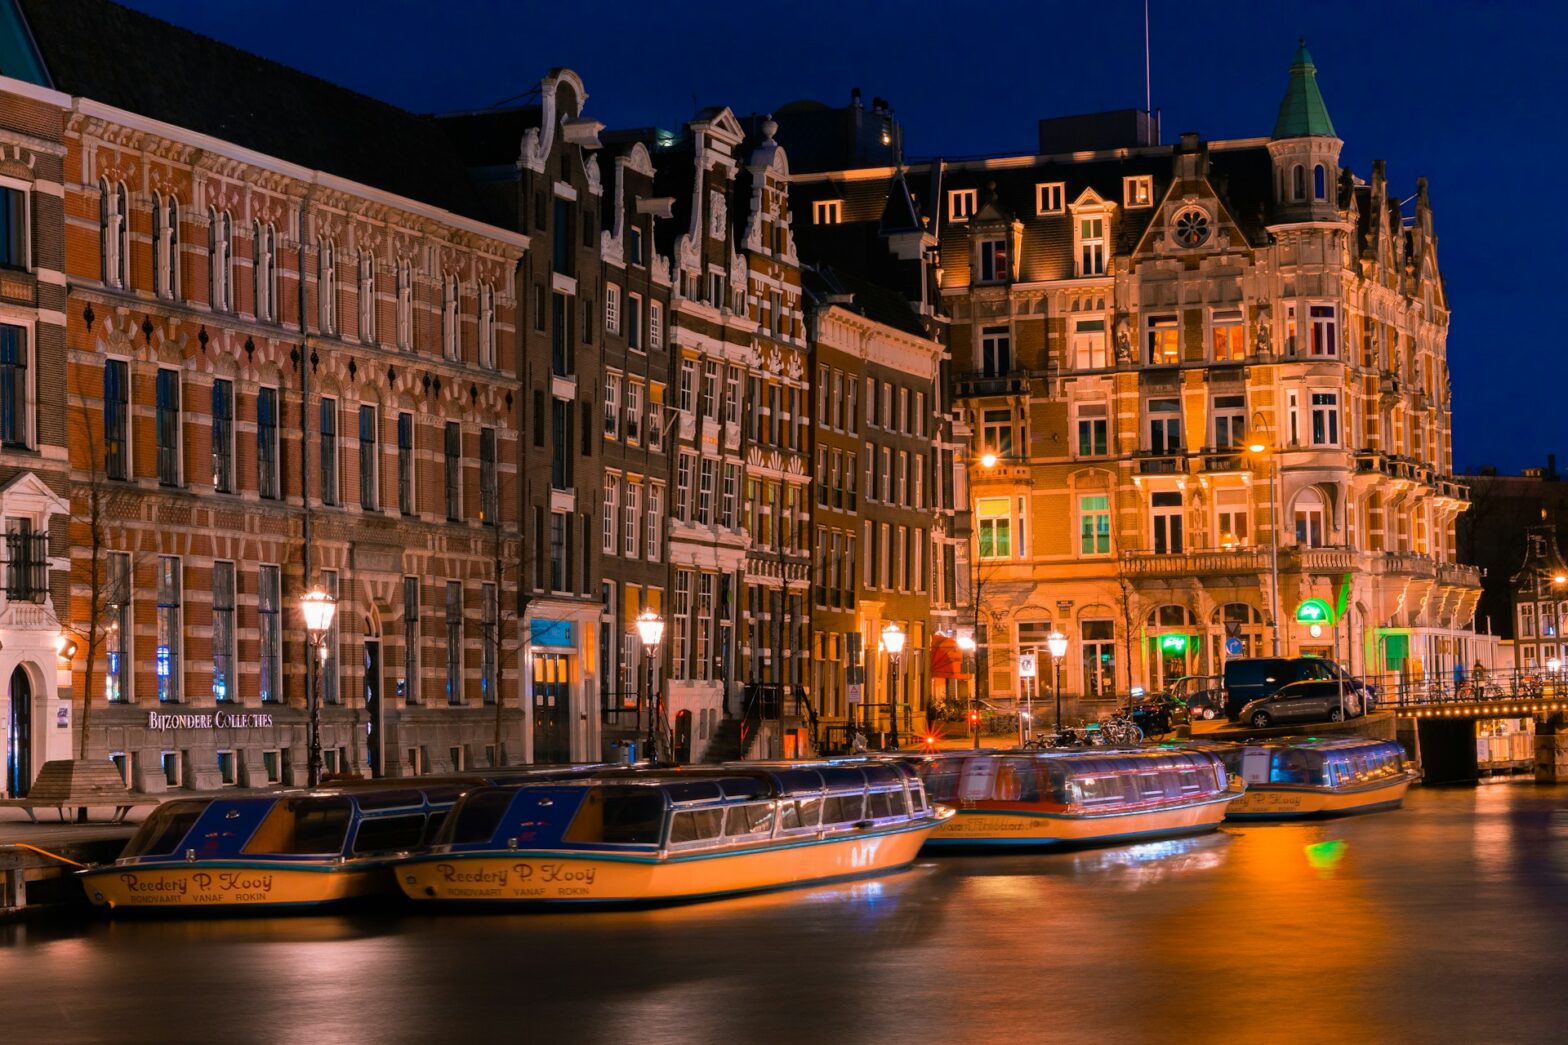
[1193,735,1403,753]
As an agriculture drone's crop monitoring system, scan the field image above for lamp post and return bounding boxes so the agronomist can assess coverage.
[1047,630,1069,735]
[882,622,905,749]
[300,585,337,788]
[1248,413,1283,656]
[958,633,979,749]
[635,609,665,765]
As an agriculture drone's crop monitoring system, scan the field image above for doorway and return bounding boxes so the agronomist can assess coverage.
[364,641,383,778]
[674,709,693,764]
[533,653,572,764]
[7,665,31,798]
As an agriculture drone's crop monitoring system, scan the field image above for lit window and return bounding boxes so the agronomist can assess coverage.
[1215,488,1249,548]
[1146,315,1179,365]
[978,238,1008,283]
[1072,318,1106,369]
[977,497,1012,559]
[813,200,843,225]
[1077,216,1106,276]
[1124,175,1153,208]
[1035,182,1064,215]
[948,189,977,222]
[1079,495,1111,555]
[1211,309,1245,361]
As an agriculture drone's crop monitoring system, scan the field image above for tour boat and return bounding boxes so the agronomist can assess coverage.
[1209,737,1418,819]
[902,748,1244,849]
[395,761,951,906]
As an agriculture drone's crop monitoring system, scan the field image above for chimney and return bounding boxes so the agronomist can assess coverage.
[850,87,862,108]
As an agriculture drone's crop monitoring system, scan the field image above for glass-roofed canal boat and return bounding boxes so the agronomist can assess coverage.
[1207,736,1418,819]
[898,748,1244,849]
[394,760,951,906]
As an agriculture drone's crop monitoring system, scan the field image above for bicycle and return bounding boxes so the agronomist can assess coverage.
[1098,714,1144,747]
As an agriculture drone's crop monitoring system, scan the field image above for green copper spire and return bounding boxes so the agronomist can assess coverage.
[1272,39,1337,139]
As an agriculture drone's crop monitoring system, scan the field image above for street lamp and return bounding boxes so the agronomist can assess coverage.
[635,609,666,765]
[882,622,906,749]
[1047,631,1069,735]
[958,633,979,749]
[979,452,998,469]
[1248,412,1283,656]
[300,584,337,788]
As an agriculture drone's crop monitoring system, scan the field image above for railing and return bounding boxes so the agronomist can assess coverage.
[737,683,777,758]
[3,532,47,603]
[954,372,1030,398]
[1373,668,1568,710]
[1121,548,1268,576]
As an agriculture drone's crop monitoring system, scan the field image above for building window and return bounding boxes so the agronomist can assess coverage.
[481,582,497,706]
[396,260,414,350]
[259,564,281,704]
[1212,309,1245,361]
[257,386,278,499]
[697,458,715,525]
[1146,315,1179,365]
[156,556,181,703]
[359,405,378,510]
[1147,397,1182,454]
[1314,164,1327,200]
[1077,215,1106,276]
[211,561,235,703]
[321,570,340,705]
[1124,175,1153,208]
[1072,318,1107,369]
[157,197,180,299]
[0,182,27,271]
[1215,488,1249,548]
[649,302,663,350]
[548,511,567,592]
[981,408,1014,458]
[605,283,621,336]
[977,496,1012,559]
[1151,492,1184,554]
[677,358,696,414]
[624,481,641,558]
[1310,391,1340,446]
[0,323,28,449]
[1292,164,1306,201]
[156,369,181,486]
[445,581,463,704]
[397,412,414,515]
[208,379,234,493]
[948,189,977,222]
[627,292,643,350]
[1076,402,1108,457]
[253,221,274,320]
[444,421,461,520]
[1212,394,1246,449]
[1521,603,1537,639]
[101,180,128,288]
[104,359,129,480]
[980,325,1011,377]
[1294,489,1327,547]
[725,367,742,428]
[978,238,1008,283]
[647,483,663,561]
[627,224,645,265]
[106,552,131,703]
[1309,305,1338,357]
[1036,182,1064,215]
[478,283,496,368]
[319,397,338,505]
[695,574,714,681]
[356,252,376,344]
[442,274,459,359]
[480,428,497,524]
[700,360,719,420]
[604,372,621,438]
[625,380,643,443]
[317,238,337,333]
[813,199,843,225]
[675,451,694,520]
[403,576,420,704]
[673,570,691,680]
[1079,494,1111,555]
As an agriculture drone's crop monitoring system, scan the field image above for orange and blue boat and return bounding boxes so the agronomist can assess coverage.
[1208,737,1417,819]
[900,747,1244,849]
[395,760,951,906]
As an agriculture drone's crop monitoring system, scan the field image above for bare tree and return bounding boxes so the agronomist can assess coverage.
[1117,575,1141,711]
[487,523,530,766]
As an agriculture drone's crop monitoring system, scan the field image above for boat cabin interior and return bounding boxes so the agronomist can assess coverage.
[1215,739,1407,788]
[909,750,1229,813]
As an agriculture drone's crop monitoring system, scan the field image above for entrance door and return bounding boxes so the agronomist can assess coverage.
[533,653,572,764]
[7,666,31,798]
[364,641,383,778]
[674,710,693,764]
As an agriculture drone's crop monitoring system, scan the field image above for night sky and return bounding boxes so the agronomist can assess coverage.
[121,0,1566,474]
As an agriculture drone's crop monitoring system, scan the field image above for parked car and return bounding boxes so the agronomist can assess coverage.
[1166,675,1224,720]
[1237,680,1364,729]
[1222,657,1366,720]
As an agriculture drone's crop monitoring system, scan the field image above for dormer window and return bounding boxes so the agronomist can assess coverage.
[628,225,645,265]
[1124,176,1154,208]
[948,189,977,223]
[978,238,1008,284]
[813,200,843,225]
[1076,216,1106,276]
[1036,182,1064,215]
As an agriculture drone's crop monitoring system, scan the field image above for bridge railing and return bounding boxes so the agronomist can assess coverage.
[1361,668,1568,709]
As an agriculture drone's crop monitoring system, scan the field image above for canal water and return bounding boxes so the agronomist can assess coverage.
[3,783,1566,1044]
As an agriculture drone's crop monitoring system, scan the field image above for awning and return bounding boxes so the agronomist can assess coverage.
[930,634,965,679]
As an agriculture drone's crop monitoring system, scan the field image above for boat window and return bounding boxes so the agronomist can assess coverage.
[1077,776,1131,806]
[819,767,868,792]
[861,763,903,787]
[1045,764,1072,804]
[792,797,824,829]
[1135,773,1166,801]
[719,778,771,800]
[564,788,666,845]
[921,759,964,802]
[906,784,926,815]
[120,801,208,859]
[354,789,426,811]
[441,789,514,846]
[958,758,998,801]
[668,807,725,845]
[664,781,725,804]
[995,758,1042,802]
[1270,750,1314,785]
[773,769,825,793]
[352,814,428,855]
[242,797,354,856]
[723,802,775,837]
[823,793,865,825]
[865,790,893,819]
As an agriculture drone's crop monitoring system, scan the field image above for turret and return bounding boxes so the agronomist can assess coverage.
[1267,40,1343,222]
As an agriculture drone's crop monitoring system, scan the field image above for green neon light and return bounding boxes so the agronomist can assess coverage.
[1159,634,1189,654]
[1296,598,1335,625]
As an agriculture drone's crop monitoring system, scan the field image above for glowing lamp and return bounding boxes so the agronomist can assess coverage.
[300,586,337,636]
[956,634,977,653]
[1046,630,1069,660]
[980,452,998,469]
[635,608,666,651]
[55,633,78,660]
[881,622,906,656]
[1247,441,1268,455]
[1550,658,1563,674]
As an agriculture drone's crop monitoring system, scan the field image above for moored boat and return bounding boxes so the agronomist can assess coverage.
[902,747,1244,849]
[395,760,951,906]
[1209,736,1417,819]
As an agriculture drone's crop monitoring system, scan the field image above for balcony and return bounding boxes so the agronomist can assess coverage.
[1120,548,1268,577]
[1134,453,1184,475]
[954,371,1029,398]
[1438,562,1482,588]
[1373,551,1438,580]
[1200,451,1245,473]
[1291,547,1358,573]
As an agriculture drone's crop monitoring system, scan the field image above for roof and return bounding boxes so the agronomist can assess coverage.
[1272,40,1337,139]
[805,266,928,338]
[14,0,495,222]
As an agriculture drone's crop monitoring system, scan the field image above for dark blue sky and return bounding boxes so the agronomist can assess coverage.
[125,0,1566,473]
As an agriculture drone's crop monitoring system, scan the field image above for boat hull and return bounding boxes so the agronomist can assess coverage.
[397,816,946,905]
[923,791,1240,849]
[79,862,389,910]
[1225,773,1415,820]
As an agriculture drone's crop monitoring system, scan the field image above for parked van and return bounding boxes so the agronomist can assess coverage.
[1221,657,1366,720]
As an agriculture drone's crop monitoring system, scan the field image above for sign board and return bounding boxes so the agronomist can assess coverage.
[1225,637,1245,656]
[530,619,576,649]
[847,684,863,703]
[1295,598,1335,625]
[1017,653,1037,679]
[1159,634,1189,654]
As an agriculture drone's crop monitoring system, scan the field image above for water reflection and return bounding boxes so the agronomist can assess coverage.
[4,785,1568,1042]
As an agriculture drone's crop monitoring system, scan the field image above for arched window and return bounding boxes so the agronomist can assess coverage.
[358,251,376,344]
[1147,604,1193,629]
[208,207,231,311]
[395,259,413,350]
[1293,488,1327,548]
[164,197,180,298]
[253,221,272,321]
[442,273,459,360]
[1313,164,1327,200]
[477,281,495,369]
[1212,603,1265,666]
[1292,165,1305,202]
[318,238,337,334]
[100,179,127,288]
